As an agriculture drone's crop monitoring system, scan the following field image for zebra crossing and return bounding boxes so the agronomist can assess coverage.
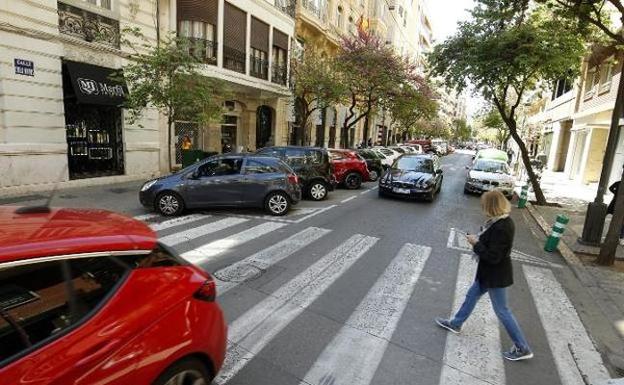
[136,212,612,385]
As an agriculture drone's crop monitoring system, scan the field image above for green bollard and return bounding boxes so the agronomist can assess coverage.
[544,214,570,252]
[517,184,529,208]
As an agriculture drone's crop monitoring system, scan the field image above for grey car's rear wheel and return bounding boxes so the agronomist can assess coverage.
[265,191,290,216]
[308,181,328,201]
[154,357,212,385]
[156,192,185,216]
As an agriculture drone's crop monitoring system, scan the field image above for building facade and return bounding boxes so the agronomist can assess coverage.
[531,48,623,185]
[1,0,163,196]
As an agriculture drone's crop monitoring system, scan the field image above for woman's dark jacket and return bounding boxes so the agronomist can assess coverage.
[473,217,514,288]
[608,181,620,214]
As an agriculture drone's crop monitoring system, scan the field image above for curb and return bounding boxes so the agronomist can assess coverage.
[525,202,624,377]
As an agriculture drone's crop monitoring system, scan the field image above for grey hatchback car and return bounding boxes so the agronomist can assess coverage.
[139,154,301,216]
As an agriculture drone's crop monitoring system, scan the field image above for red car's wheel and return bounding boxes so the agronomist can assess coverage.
[154,357,213,385]
[344,172,362,190]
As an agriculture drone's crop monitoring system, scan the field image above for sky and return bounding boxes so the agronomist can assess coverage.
[426,0,484,120]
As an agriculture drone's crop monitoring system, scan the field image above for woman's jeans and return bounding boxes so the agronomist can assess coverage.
[450,280,531,352]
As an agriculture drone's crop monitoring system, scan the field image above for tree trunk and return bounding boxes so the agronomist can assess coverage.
[362,111,370,147]
[508,118,548,205]
[598,168,624,265]
[167,113,173,172]
[328,124,336,148]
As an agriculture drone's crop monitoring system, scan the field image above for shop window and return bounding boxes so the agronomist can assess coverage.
[0,257,129,365]
[178,20,217,64]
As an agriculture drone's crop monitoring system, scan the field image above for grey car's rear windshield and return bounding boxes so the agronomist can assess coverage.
[393,157,433,173]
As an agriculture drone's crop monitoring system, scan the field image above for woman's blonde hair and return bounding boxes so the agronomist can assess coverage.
[481,189,511,217]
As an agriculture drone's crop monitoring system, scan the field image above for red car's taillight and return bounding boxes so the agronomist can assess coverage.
[288,173,299,185]
[194,277,216,302]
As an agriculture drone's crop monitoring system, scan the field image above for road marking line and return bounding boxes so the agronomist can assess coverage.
[149,214,208,231]
[159,218,249,247]
[181,222,287,264]
[523,265,610,385]
[447,228,456,248]
[440,255,505,385]
[293,204,337,223]
[341,196,357,204]
[299,243,431,385]
[214,227,332,296]
[214,234,379,384]
[133,213,159,221]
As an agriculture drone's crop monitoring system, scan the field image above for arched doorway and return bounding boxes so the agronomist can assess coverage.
[256,105,273,149]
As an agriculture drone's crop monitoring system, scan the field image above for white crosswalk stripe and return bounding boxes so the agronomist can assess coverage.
[215,234,379,384]
[133,213,159,221]
[523,265,610,385]
[299,243,432,385]
[440,255,505,385]
[159,217,249,246]
[214,227,331,296]
[181,221,287,264]
[149,214,209,231]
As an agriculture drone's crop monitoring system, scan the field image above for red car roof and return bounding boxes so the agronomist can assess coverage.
[0,207,157,263]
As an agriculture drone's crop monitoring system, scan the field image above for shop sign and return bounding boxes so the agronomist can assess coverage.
[64,60,127,106]
[14,59,34,76]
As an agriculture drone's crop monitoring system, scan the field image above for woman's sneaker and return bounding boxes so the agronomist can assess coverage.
[503,345,534,361]
[435,318,461,334]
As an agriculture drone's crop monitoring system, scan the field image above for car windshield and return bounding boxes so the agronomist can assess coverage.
[393,157,433,173]
[472,160,509,174]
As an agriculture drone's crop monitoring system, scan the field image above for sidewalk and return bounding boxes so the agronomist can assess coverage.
[520,170,624,374]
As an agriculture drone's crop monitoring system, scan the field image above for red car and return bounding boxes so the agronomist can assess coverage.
[328,149,370,189]
[0,206,226,385]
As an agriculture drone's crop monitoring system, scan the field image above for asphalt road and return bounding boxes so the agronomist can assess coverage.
[4,153,614,384]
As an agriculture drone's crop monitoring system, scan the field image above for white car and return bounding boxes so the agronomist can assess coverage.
[370,148,394,168]
[464,158,515,197]
[402,144,423,154]
[373,147,401,164]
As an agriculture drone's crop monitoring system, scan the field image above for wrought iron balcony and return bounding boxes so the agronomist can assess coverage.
[272,64,288,86]
[301,0,327,23]
[224,46,246,74]
[185,37,218,65]
[274,0,296,18]
[250,56,269,80]
[58,2,120,48]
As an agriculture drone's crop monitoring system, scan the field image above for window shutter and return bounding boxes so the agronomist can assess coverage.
[251,17,269,52]
[273,29,289,50]
[177,0,218,25]
[224,2,246,51]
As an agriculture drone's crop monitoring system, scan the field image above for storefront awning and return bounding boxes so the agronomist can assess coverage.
[64,60,127,106]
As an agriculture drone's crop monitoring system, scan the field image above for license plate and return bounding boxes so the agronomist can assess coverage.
[481,184,493,191]
[393,187,410,194]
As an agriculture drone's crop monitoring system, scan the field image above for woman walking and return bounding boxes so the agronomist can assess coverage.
[435,190,533,361]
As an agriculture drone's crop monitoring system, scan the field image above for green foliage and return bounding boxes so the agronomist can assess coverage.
[452,118,472,142]
[387,84,438,137]
[428,1,587,204]
[120,28,226,127]
[412,117,450,139]
[478,107,510,147]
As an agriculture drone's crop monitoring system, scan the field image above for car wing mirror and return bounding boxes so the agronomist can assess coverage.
[188,170,199,179]
[436,169,443,175]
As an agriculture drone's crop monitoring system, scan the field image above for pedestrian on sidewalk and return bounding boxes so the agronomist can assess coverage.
[607,180,624,245]
[435,190,533,361]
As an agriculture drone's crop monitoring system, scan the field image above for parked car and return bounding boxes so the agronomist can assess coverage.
[0,206,227,385]
[473,148,509,163]
[464,158,515,198]
[379,154,444,202]
[356,149,385,181]
[256,146,335,201]
[400,144,424,154]
[389,146,408,155]
[408,139,433,153]
[370,148,394,169]
[140,154,301,216]
[372,146,402,164]
[328,149,370,189]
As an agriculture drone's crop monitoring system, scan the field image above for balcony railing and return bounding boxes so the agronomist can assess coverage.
[301,0,327,23]
[224,46,246,74]
[185,37,217,65]
[250,56,269,80]
[58,2,119,48]
[272,64,288,86]
[274,0,296,18]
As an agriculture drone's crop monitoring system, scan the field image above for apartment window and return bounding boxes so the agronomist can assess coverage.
[179,20,217,64]
[272,46,287,85]
[551,78,572,100]
[224,2,247,74]
[584,67,598,98]
[250,17,269,80]
[599,62,614,93]
[348,16,355,35]
[85,0,111,9]
[251,48,268,79]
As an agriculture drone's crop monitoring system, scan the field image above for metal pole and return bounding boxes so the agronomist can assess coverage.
[580,68,624,245]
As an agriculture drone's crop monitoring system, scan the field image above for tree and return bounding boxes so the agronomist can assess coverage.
[387,84,438,140]
[412,117,449,139]
[120,29,226,169]
[539,0,624,265]
[452,118,472,142]
[290,49,346,146]
[481,108,510,148]
[429,1,586,205]
[336,28,423,147]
